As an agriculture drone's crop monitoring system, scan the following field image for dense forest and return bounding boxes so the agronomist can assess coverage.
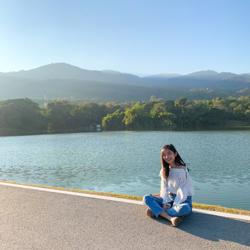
[0,96,249,136]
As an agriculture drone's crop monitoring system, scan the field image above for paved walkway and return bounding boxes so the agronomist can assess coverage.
[0,183,249,250]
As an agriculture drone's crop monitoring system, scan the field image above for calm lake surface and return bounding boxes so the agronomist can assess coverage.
[0,131,249,210]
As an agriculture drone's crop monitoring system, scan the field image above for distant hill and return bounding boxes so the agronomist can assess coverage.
[0,63,249,101]
[3,63,142,84]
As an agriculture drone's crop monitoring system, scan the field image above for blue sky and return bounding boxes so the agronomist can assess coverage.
[0,0,249,75]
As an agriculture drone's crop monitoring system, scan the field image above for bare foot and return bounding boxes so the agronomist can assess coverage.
[170,216,184,227]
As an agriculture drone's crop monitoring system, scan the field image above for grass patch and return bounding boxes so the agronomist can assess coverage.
[1,179,250,216]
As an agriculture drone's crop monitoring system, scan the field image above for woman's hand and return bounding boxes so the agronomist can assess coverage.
[163,203,171,209]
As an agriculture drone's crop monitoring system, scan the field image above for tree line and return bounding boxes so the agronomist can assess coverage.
[0,96,249,136]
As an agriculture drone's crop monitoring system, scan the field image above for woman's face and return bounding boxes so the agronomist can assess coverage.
[162,148,177,164]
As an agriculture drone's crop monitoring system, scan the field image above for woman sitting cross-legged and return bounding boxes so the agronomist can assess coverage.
[143,144,194,227]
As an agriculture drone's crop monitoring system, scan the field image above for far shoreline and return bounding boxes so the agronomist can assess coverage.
[0,126,250,138]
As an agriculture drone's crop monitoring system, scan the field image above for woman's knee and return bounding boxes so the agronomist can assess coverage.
[180,204,192,216]
[143,194,152,205]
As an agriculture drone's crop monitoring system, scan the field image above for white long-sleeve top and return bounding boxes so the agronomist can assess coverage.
[159,166,194,206]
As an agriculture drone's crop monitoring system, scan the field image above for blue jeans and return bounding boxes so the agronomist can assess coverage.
[143,193,192,218]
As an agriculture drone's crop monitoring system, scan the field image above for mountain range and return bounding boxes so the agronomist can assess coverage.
[1,63,249,101]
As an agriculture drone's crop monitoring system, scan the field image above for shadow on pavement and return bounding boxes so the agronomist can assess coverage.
[154,212,250,248]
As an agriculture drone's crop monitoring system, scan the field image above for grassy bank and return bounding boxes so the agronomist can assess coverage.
[1,179,250,216]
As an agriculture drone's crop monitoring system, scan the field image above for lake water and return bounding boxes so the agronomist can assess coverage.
[0,131,249,210]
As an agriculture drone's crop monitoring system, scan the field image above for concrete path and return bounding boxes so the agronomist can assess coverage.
[0,183,249,250]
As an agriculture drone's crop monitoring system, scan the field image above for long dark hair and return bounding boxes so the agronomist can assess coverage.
[160,144,189,179]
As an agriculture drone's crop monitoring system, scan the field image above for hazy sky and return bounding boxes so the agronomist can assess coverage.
[0,0,249,75]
